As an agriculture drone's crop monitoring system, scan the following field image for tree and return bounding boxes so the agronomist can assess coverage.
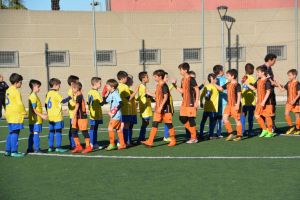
[51,0,60,10]
[1,0,26,9]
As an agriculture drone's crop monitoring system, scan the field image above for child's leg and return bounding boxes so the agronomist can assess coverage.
[93,122,99,145]
[185,128,190,139]
[10,130,20,153]
[144,121,159,144]
[128,123,134,143]
[208,113,217,137]
[72,128,81,147]
[33,132,40,151]
[234,117,243,137]
[117,125,126,148]
[163,124,169,138]
[6,133,11,153]
[48,129,55,149]
[216,115,223,136]
[55,129,62,148]
[241,106,247,135]
[223,115,233,135]
[295,113,300,130]
[123,122,130,144]
[138,118,149,142]
[69,119,76,148]
[180,116,197,140]
[199,113,208,137]
[28,133,34,151]
[89,124,95,146]
[285,110,293,127]
[266,117,273,133]
[108,127,116,146]
[82,130,91,147]
[248,106,255,134]
[165,123,176,145]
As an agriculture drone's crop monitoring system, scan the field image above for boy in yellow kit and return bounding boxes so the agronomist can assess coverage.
[87,77,104,149]
[45,78,69,153]
[27,79,48,153]
[67,75,79,149]
[5,73,27,157]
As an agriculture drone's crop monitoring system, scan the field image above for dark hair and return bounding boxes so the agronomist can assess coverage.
[245,63,255,75]
[189,71,196,77]
[49,78,61,88]
[67,75,79,86]
[29,79,41,90]
[226,69,238,79]
[106,79,119,89]
[207,73,216,83]
[153,69,166,79]
[73,82,83,90]
[91,77,101,85]
[117,71,128,80]
[9,73,23,84]
[178,62,190,72]
[264,53,277,62]
[256,66,268,76]
[138,71,148,81]
[213,65,224,75]
[287,69,298,76]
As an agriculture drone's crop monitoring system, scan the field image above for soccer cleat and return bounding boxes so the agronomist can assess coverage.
[48,148,55,152]
[11,152,25,158]
[141,140,153,147]
[118,145,127,150]
[33,149,43,154]
[5,152,11,156]
[82,146,93,154]
[72,145,83,153]
[186,139,198,144]
[259,130,269,138]
[217,135,224,139]
[286,127,295,135]
[225,134,235,141]
[26,149,34,154]
[55,148,68,153]
[106,144,117,151]
[163,137,171,142]
[233,136,242,142]
[264,132,275,138]
[92,144,100,149]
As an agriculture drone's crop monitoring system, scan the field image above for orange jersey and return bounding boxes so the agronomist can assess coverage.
[284,81,300,105]
[155,81,172,113]
[181,76,198,107]
[74,94,88,119]
[222,82,241,106]
[253,78,273,105]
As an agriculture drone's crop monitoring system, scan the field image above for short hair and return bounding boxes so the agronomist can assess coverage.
[207,73,216,83]
[226,69,238,79]
[138,71,148,81]
[49,78,61,88]
[189,71,196,77]
[91,77,101,85]
[256,66,268,76]
[264,53,277,62]
[67,75,79,86]
[73,82,83,91]
[178,62,190,72]
[245,63,255,75]
[117,71,128,80]
[287,69,298,76]
[106,79,119,89]
[9,73,23,84]
[153,69,166,79]
[29,79,41,90]
[213,65,224,75]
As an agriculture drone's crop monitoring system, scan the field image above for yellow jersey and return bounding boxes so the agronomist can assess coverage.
[118,83,131,116]
[130,89,138,116]
[28,92,43,125]
[200,84,219,113]
[5,86,26,124]
[137,84,153,118]
[68,88,76,119]
[45,90,63,122]
[87,89,103,120]
[242,75,256,106]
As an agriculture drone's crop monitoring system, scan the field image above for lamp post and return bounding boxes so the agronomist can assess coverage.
[91,0,99,77]
[222,15,235,70]
[217,6,228,68]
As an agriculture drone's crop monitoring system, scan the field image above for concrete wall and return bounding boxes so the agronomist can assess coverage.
[0,9,299,104]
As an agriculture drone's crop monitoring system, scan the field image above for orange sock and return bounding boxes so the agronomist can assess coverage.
[184,122,197,140]
[168,128,176,143]
[85,138,90,147]
[147,127,158,143]
[266,117,273,132]
[109,131,115,145]
[74,137,81,147]
[236,123,242,136]
[296,118,300,129]
[256,117,267,130]
[285,115,293,127]
[117,131,126,147]
[224,121,233,134]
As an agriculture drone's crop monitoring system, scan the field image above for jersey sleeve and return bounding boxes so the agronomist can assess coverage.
[162,84,170,94]
[190,78,198,88]
[30,94,37,109]
[284,83,289,90]
[76,95,83,104]
[236,84,242,93]
[252,81,258,88]
[222,83,228,90]
[265,80,272,90]
[297,82,300,91]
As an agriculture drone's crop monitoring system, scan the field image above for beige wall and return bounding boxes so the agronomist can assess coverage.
[0,9,299,103]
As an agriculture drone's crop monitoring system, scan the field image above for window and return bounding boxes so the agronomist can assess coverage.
[267,45,287,60]
[96,50,116,66]
[0,51,19,67]
[139,49,161,65]
[226,47,246,62]
[183,48,201,63]
[47,51,69,67]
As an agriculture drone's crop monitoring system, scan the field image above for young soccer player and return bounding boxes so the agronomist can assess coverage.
[173,63,199,144]
[214,69,243,142]
[45,78,68,153]
[71,82,93,154]
[67,75,79,149]
[244,66,276,138]
[5,73,26,157]
[213,65,227,138]
[142,70,176,147]
[199,73,219,139]
[136,71,153,144]
[241,63,256,137]
[87,77,104,149]
[27,79,48,153]
[277,69,300,135]
[105,79,126,150]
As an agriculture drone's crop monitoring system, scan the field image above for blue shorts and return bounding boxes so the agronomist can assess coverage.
[89,119,103,126]
[49,121,64,131]
[8,123,24,132]
[131,115,137,124]
[29,124,42,133]
[121,115,132,123]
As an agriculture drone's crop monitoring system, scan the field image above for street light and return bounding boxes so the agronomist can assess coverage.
[222,15,235,70]
[217,5,228,68]
[91,0,99,76]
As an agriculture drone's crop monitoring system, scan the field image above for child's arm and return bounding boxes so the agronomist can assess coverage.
[129,84,140,101]
[276,82,286,92]
[291,83,300,105]
[61,96,72,104]
[260,90,271,107]
[33,108,48,120]
[244,81,256,91]
[172,80,183,94]
[214,83,225,92]
[235,91,242,111]
[200,88,206,108]
[193,84,200,109]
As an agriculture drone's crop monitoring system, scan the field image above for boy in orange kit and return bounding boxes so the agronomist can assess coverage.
[215,69,243,141]
[141,70,176,147]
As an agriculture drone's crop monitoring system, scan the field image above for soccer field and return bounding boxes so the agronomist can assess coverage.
[0,105,299,200]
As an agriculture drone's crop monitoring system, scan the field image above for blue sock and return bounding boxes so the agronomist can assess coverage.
[28,133,34,151]
[217,119,223,136]
[241,114,246,135]
[10,132,19,153]
[139,125,147,141]
[48,131,55,148]
[69,129,76,148]
[248,107,254,134]
[200,116,207,136]
[93,124,98,145]
[209,117,217,137]
[89,129,94,145]
[185,128,190,139]
[6,134,11,153]
[33,133,40,151]
[123,128,129,144]
[164,124,169,138]
[128,124,133,143]
[56,131,62,148]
